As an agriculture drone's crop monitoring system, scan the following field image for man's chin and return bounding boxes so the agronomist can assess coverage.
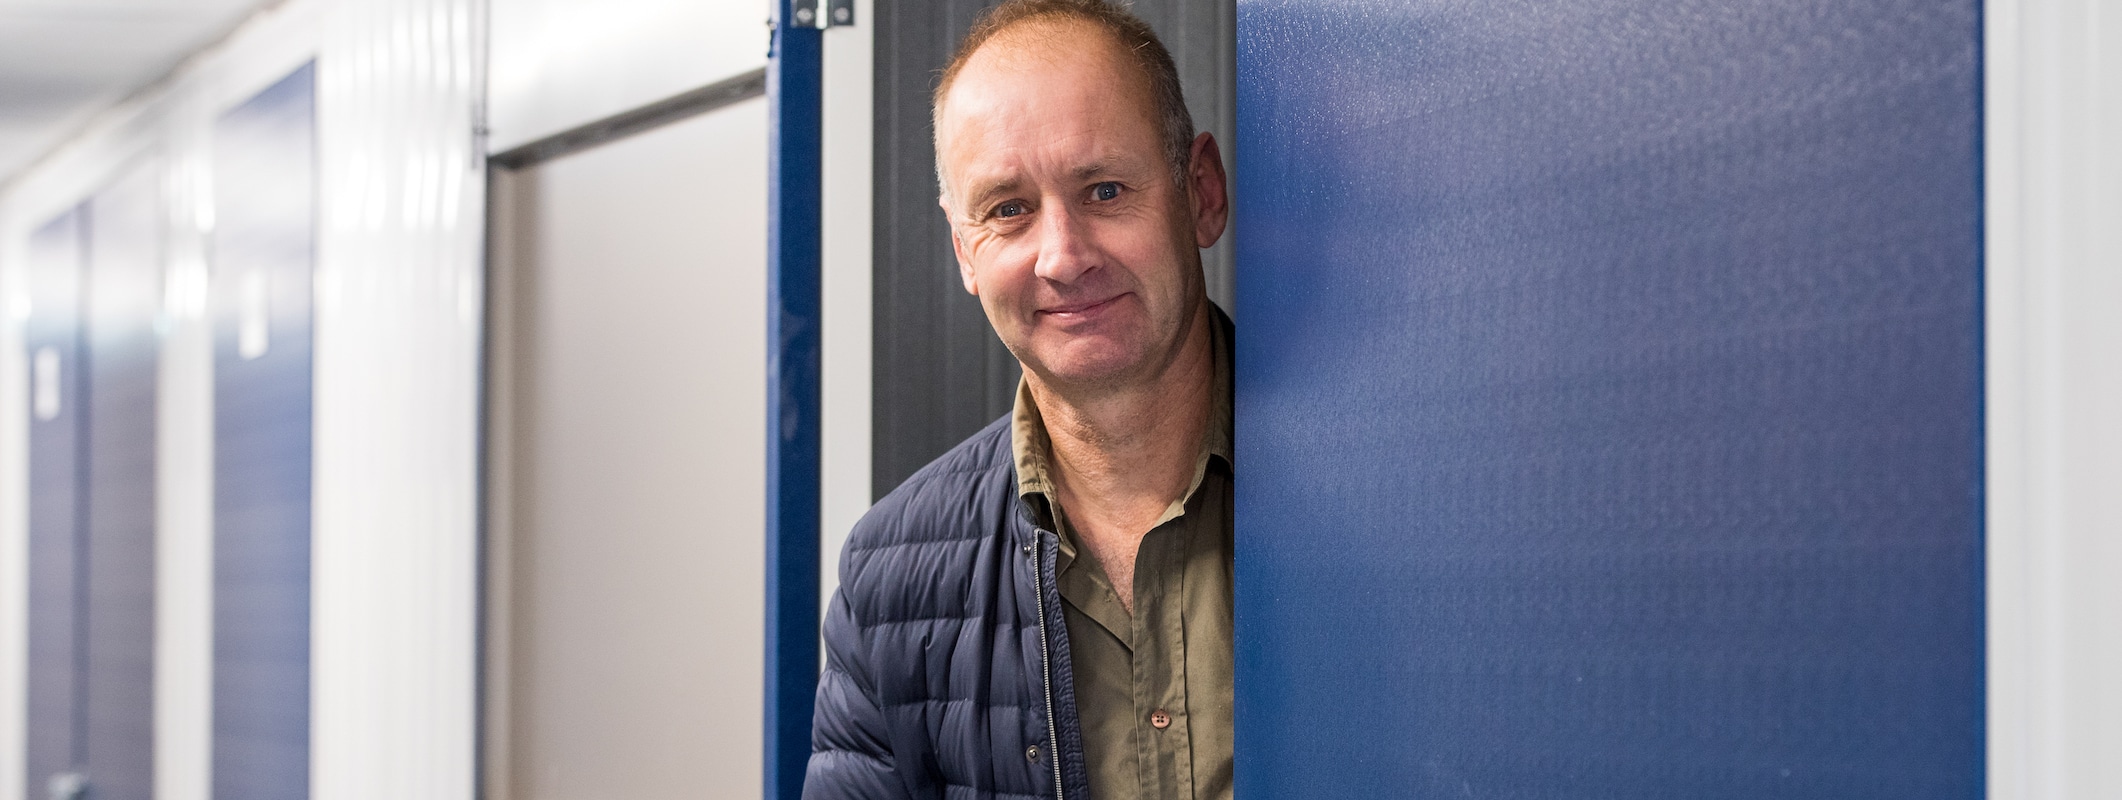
[1024,346,1154,391]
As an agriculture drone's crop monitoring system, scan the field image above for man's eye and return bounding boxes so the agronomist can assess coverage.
[1092,182,1121,201]
[995,201,1027,219]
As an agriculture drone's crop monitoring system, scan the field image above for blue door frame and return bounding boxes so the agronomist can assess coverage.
[766,3,824,799]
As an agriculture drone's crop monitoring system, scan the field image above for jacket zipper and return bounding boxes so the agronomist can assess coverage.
[1030,530,1066,800]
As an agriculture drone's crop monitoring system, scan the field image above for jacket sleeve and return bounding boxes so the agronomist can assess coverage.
[803,584,905,800]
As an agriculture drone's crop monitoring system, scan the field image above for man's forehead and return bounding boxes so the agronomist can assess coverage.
[941,18,1143,118]
[943,105,1159,196]
[935,15,1166,204]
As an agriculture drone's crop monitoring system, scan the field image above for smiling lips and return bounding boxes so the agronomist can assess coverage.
[1038,293,1126,320]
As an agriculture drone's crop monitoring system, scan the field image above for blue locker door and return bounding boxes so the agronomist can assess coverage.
[210,63,316,800]
[1234,1,1984,798]
[25,209,85,800]
[81,165,165,800]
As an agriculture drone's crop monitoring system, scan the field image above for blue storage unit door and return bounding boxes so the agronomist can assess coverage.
[210,62,317,800]
[24,208,86,800]
[23,161,167,800]
[80,162,168,800]
[1233,0,1984,797]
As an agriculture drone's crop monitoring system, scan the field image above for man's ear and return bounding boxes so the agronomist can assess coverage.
[1187,132,1230,249]
[942,199,979,295]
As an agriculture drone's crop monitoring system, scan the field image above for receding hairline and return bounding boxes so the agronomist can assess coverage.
[934,16,1146,120]
[932,18,1161,169]
[931,0,1198,202]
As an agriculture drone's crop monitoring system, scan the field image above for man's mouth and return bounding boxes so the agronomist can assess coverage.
[1039,294,1125,319]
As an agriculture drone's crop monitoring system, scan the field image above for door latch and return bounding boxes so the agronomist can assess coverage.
[47,772,85,800]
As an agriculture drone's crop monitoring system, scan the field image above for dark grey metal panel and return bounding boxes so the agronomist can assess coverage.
[871,0,1235,498]
[25,207,85,800]
[81,163,165,800]
[211,62,317,800]
[1133,0,1236,308]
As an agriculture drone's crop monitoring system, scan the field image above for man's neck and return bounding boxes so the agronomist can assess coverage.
[1029,303,1216,611]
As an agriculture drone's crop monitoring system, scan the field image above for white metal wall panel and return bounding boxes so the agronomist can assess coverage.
[310,0,485,797]
[0,224,26,800]
[487,0,771,153]
[1985,0,2122,796]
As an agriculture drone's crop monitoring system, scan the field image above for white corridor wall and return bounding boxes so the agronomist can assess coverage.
[487,0,770,152]
[1985,0,2122,797]
[0,0,486,797]
[309,0,485,797]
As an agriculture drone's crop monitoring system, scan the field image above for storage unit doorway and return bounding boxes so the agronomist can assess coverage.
[481,81,770,800]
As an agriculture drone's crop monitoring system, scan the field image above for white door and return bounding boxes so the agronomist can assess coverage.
[485,96,768,800]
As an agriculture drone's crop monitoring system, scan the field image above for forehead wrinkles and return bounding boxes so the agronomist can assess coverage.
[948,115,1155,215]
[957,131,1135,210]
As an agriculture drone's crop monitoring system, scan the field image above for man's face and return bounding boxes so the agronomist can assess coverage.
[936,22,1218,391]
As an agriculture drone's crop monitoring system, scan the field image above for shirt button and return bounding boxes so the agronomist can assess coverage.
[1150,709,1171,729]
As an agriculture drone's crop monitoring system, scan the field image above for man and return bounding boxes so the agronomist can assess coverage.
[805,1,1231,798]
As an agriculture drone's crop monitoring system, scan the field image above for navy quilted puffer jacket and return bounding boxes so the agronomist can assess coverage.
[804,415,1091,800]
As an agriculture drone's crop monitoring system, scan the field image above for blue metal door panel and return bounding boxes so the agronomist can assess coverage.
[210,62,316,800]
[80,165,166,800]
[25,209,85,800]
[1234,1,1983,797]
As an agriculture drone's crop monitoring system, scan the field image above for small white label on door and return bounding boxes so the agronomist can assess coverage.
[239,269,270,360]
[32,346,60,421]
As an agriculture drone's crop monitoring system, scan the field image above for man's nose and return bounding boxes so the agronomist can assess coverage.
[1031,204,1095,284]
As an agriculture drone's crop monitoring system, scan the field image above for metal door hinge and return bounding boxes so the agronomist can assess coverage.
[792,0,854,29]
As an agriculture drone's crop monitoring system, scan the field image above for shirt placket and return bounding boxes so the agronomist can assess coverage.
[1130,518,1194,800]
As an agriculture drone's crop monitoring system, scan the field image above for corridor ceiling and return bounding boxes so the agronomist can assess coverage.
[0,0,271,185]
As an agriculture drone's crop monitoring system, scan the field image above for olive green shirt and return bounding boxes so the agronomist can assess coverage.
[1012,307,1235,800]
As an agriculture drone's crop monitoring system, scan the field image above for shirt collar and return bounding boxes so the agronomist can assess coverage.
[1012,302,1236,508]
